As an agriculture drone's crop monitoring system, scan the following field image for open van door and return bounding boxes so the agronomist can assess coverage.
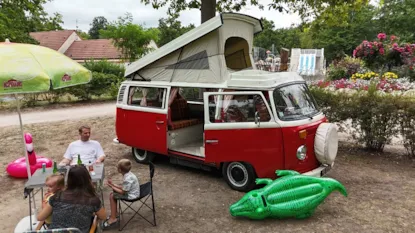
[203,91,284,191]
[116,85,169,155]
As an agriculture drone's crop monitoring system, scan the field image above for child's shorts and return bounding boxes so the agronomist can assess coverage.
[113,192,128,200]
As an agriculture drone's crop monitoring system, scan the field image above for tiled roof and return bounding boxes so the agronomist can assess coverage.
[64,39,123,60]
[29,30,76,51]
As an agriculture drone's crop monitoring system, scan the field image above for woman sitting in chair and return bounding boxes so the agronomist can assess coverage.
[37,165,106,233]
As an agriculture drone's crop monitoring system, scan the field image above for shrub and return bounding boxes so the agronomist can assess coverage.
[398,96,415,157]
[327,63,347,80]
[83,59,125,77]
[309,85,415,155]
[66,72,121,100]
[326,56,364,80]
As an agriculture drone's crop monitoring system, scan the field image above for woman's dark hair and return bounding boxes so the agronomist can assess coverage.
[67,165,97,197]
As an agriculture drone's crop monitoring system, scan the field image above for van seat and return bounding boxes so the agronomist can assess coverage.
[254,95,271,121]
[169,97,202,130]
[170,119,203,130]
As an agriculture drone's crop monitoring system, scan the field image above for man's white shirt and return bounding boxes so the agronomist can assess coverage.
[64,140,104,165]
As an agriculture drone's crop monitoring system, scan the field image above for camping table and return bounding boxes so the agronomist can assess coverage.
[20,164,105,231]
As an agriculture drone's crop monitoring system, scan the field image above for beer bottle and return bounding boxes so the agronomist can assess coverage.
[53,161,58,173]
[77,154,82,165]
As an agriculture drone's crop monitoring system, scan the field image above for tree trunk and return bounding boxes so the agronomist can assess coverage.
[201,0,217,23]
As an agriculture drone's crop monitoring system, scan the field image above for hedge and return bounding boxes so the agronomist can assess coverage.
[310,85,415,157]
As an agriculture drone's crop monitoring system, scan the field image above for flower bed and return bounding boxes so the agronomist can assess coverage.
[308,78,415,94]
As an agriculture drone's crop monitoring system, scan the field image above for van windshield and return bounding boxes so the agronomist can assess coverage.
[273,83,319,121]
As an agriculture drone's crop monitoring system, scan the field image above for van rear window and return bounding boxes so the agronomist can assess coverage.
[128,87,165,108]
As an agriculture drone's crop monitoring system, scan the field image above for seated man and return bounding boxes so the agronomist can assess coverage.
[59,125,105,166]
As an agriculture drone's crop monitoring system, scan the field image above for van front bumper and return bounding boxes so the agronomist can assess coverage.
[302,163,333,177]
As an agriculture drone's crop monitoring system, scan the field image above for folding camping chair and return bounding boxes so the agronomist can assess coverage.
[118,162,156,231]
[32,215,99,233]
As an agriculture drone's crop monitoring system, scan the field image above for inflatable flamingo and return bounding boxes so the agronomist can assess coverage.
[6,133,53,178]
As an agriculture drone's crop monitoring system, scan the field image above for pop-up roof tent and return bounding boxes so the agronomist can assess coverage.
[125,13,263,84]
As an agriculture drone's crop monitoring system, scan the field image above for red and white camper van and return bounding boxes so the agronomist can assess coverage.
[114,13,338,191]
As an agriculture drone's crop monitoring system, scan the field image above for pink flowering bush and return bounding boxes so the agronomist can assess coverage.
[354,33,415,78]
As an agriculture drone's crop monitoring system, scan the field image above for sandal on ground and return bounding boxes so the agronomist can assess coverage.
[102,219,118,229]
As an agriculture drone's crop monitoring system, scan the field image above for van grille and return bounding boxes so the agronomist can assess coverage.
[118,85,126,104]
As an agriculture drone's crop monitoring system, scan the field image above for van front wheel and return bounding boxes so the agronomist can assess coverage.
[132,148,155,164]
[222,162,256,192]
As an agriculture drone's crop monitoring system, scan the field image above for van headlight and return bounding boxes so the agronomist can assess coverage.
[297,145,307,160]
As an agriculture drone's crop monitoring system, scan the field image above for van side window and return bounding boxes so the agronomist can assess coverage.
[128,86,165,108]
[209,94,271,123]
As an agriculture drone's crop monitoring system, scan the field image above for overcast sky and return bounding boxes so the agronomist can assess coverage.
[44,0,302,32]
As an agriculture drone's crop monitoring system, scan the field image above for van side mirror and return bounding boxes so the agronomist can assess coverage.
[254,111,261,126]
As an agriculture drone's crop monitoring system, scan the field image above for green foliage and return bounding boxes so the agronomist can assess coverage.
[82,60,125,99]
[310,87,415,155]
[378,0,415,42]
[139,0,368,22]
[88,16,108,39]
[398,96,415,157]
[309,4,378,62]
[326,64,347,80]
[327,56,364,80]
[100,13,158,62]
[254,18,303,52]
[350,85,400,151]
[0,0,63,43]
[77,30,90,40]
[83,59,125,77]
[66,72,121,100]
[157,16,195,47]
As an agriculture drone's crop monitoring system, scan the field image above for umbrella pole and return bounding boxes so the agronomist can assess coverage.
[15,94,31,178]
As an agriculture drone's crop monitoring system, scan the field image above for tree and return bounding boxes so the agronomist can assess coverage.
[140,0,369,23]
[309,4,379,62]
[77,30,91,40]
[88,16,108,39]
[0,0,63,43]
[100,13,159,62]
[377,0,415,42]
[157,16,195,47]
[254,18,303,52]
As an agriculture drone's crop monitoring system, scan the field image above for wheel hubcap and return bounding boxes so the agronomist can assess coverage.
[133,148,147,161]
[227,162,248,188]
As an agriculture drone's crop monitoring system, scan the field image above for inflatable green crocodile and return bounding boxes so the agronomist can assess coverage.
[229,170,347,220]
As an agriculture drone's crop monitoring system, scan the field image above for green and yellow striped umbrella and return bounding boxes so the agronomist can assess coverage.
[0,40,91,94]
[0,39,92,179]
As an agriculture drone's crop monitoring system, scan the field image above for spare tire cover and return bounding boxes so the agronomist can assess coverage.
[314,123,338,165]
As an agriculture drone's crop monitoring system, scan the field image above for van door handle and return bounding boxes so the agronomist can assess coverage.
[206,139,219,144]
[155,121,164,124]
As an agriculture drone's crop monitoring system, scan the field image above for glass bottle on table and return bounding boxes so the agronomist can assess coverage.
[53,161,58,173]
[77,154,82,165]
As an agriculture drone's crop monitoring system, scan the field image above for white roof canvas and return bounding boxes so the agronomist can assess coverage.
[125,13,263,85]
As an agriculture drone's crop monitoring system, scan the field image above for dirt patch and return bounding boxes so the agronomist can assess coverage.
[1,116,414,232]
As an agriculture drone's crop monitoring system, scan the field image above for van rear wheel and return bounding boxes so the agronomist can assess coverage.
[132,148,155,164]
[222,162,256,192]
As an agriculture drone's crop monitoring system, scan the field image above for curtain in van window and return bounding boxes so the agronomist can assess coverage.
[223,90,234,112]
[169,87,179,106]
[140,88,148,106]
[128,87,136,104]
